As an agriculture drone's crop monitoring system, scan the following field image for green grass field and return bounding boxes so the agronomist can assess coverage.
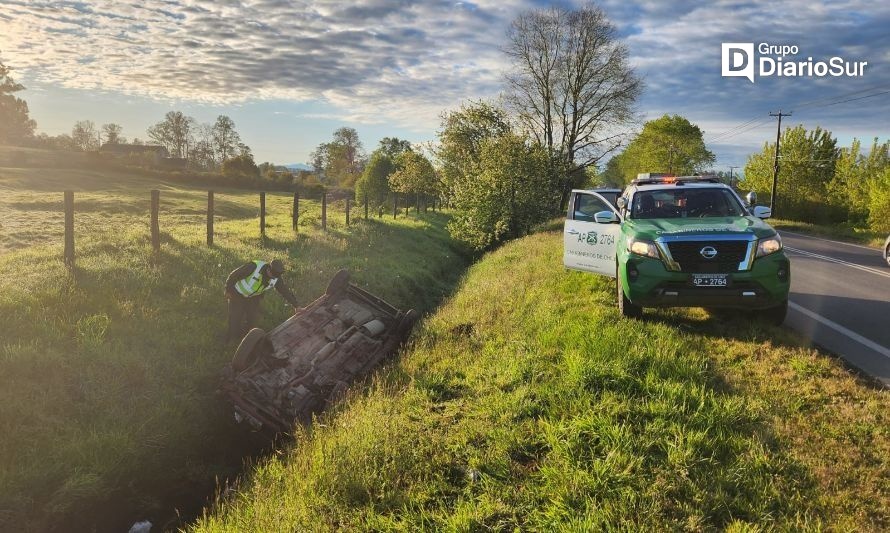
[0,160,472,531]
[193,227,888,531]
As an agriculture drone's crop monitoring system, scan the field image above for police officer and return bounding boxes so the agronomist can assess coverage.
[225,259,300,341]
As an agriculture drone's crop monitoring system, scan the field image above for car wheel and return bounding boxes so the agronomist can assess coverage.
[232,328,268,372]
[397,309,420,338]
[326,269,351,297]
[617,275,642,319]
[762,300,788,326]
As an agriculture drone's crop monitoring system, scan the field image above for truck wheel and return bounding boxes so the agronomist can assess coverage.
[617,276,642,319]
[326,269,350,297]
[763,300,788,326]
[233,328,268,372]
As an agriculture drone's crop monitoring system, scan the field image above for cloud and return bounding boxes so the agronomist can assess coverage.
[0,0,887,153]
[0,0,523,129]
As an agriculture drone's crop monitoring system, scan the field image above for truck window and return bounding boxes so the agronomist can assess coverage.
[631,188,744,219]
[573,194,612,221]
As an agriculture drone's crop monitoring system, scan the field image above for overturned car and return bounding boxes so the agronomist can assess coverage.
[220,270,417,433]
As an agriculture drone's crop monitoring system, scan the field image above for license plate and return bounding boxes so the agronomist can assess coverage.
[691,274,730,287]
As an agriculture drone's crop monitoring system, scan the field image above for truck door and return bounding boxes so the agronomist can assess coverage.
[564,191,621,277]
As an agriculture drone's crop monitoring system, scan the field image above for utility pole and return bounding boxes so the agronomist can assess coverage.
[769,110,792,213]
[728,166,739,188]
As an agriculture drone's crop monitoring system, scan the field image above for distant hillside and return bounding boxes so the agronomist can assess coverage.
[284,163,311,171]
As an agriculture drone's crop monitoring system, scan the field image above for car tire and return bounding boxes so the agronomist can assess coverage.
[326,269,351,297]
[397,309,420,338]
[763,300,788,326]
[617,275,642,319]
[232,328,268,372]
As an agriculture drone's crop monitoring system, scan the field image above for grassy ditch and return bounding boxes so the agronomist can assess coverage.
[0,167,471,531]
[194,228,888,531]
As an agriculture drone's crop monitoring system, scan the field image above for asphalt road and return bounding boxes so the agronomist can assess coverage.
[780,230,890,386]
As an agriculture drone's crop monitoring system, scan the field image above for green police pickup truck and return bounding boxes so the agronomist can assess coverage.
[564,175,790,324]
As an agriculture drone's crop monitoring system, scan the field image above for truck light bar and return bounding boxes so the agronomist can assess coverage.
[631,173,721,185]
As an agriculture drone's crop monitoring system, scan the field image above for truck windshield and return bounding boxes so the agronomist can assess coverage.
[631,188,745,219]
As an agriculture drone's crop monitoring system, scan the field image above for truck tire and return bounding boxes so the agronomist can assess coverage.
[397,309,420,338]
[326,269,350,297]
[233,328,268,372]
[763,300,788,326]
[617,276,642,319]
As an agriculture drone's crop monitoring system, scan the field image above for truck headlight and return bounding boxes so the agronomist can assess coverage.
[629,238,660,259]
[756,235,783,258]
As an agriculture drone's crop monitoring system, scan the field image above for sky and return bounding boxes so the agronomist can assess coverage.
[1,0,888,170]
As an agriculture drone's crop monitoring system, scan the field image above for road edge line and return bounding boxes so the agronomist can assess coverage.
[788,301,890,360]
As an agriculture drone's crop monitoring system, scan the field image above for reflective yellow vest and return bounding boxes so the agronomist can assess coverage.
[234,260,278,298]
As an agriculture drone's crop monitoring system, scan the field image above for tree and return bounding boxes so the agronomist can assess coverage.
[0,61,36,144]
[355,150,395,208]
[377,137,413,160]
[101,123,125,145]
[212,115,241,163]
[436,101,512,201]
[607,115,715,185]
[504,3,642,200]
[828,138,888,222]
[71,120,99,151]
[447,133,557,249]
[389,151,437,205]
[867,166,890,233]
[743,125,839,221]
[437,101,561,249]
[309,127,367,187]
[147,111,193,158]
[222,153,260,179]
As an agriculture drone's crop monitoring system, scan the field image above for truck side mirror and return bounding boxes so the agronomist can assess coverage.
[745,192,757,207]
[752,206,772,219]
[594,211,619,224]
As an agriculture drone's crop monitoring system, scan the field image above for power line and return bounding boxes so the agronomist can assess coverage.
[706,83,890,144]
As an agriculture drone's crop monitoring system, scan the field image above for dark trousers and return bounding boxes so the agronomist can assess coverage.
[227,295,262,341]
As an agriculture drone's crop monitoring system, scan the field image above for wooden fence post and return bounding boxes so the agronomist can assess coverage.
[150,189,160,252]
[207,191,214,246]
[292,192,299,232]
[321,192,327,231]
[259,191,266,237]
[64,190,74,267]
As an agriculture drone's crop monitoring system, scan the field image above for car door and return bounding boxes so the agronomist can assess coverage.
[564,191,621,277]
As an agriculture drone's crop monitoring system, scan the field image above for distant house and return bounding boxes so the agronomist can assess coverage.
[100,143,169,162]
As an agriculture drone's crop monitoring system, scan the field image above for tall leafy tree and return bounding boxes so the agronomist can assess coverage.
[0,61,36,144]
[389,151,437,201]
[377,137,413,160]
[148,111,193,158]
[101,123,125,145]
[309,127,367,187]
[437,101,560,249]
[504,3,642,201]
[607,115,715,185]
[212,115,241,163]
[355,151,395,208]
[743,125,838,221]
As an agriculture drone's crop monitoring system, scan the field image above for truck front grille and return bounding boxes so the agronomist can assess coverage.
[666,241,749,272]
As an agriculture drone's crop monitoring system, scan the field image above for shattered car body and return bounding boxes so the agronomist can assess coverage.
[220,270,417,433]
